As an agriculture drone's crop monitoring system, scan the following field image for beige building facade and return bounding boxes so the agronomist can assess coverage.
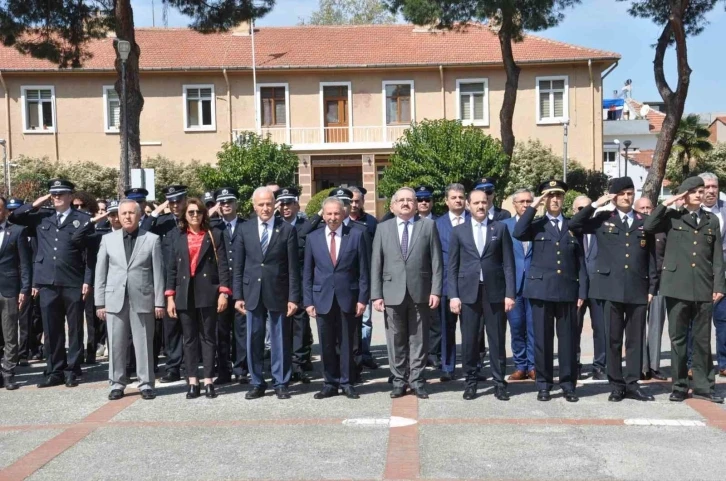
[0,24,619,216]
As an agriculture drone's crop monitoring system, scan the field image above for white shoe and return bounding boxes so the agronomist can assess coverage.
[96,344,107,358]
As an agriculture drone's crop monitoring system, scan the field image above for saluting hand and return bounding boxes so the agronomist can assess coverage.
[531,193,549,209]
[90,210,110,224]
[153,201,169,216]
[32,193,52,209]
[663,190,688,207]
[595,193,616,208]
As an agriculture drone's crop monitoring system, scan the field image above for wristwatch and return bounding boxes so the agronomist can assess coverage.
[221,293,229,299]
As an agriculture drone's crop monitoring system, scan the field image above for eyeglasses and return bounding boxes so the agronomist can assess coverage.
[417,198,431,203]
[186,210,202,216]
[514,199,533,204]
[73,203,86,209]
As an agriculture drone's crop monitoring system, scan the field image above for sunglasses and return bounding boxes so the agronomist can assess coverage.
[575,206,585,212]
[186,210,202,216]
[220,200,235,205]
[417,198,431,203]
[483,190,494,196]
[73,203,86,208]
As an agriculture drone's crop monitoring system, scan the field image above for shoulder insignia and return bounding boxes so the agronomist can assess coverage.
[72,220,80,228]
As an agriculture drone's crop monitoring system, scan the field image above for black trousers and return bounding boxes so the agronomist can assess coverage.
[577,298,607,371]
[428,300,442,364]
[178,287,217,380]
[18,295,43,360]
[460,285,507,389]
[603,301,646,390]
[38,285,84,378]
[530,299,578,392]
[291,306,313,370]
[163,296,184,375]
[351,313,364,370]
[218,303,249,377]
[82,290,105,359]
[316,301,356,388]
[666,298,716,395]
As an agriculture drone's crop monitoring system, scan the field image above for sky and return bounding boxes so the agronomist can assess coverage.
[131,0,726,118]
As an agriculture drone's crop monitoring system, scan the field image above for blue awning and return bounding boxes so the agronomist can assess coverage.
[603,98,625,109]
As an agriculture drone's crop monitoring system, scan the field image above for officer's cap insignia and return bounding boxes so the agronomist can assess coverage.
[549,181,557,187]
[54,181,61,187]
[72,220,80,228]
[222,189,228,195]
[169,187,175,193]
[282,189,289,195]
[337,190,343,195]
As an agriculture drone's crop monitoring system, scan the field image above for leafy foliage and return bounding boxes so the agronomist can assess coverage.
[301,0,395,24]
[666,142,726,192]
[378,119,508,215]
[566,168,610,201]
[142,155,207,201]
[564,189,586,217]
[197,132,299,217]
[670,113,713,178]
[616,0,725,40]
[305,188,336,217]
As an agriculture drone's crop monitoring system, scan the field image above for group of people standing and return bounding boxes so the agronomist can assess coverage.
[0,172,723,404]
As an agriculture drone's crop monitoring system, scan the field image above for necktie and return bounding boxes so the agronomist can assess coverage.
[692,212,699,224]
[124,234,132,264]
[551,218,559,233]
[260,222,269,255]
[56,212,63,226]
[329,231,337,266]
[583,234,589,255]
[623,216,630,229]
[401,221,409,259]
[476,222,485,256]
[454,216,461,226]
[522,240,530,255]
[226,222,232,234]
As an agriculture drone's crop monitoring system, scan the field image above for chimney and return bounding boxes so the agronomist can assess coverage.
[232,21,252,36]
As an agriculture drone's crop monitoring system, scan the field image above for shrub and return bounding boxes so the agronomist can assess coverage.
[305,188,335,217]
[142,155,206,201]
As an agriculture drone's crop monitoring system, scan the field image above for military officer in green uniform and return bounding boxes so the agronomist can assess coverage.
[644,176,725,403]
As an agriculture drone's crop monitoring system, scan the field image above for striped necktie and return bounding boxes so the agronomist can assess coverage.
[260,222,269,255]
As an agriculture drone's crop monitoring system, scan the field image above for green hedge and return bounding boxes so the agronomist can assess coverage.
[305,188,335,217]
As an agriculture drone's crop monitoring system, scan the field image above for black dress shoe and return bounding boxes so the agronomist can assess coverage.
[18,359,29,367]
[608,390,625,402]
[186,384,201,399]
[214,374,232,386]
[302,360,314,372]
[235,374,250,385]
[563,390,579,403]
[440,372,455,382]
[275,386,291,399]
[649,370,667,381]
[37,376,64,388]
[314,386,339,399]
[692,393,725,404]
[140,389,156,400]
[361,358,378,370]
[537,390,551,401]
[625,388,655,402]
[343,386,360,399]
[494,386,510,401]
[640,371,652,381]
[387,375,394,384]
[413,386,429,399]
[108,389,124,400]
[669,391,688,402]
[5,378,19,391]
[65,373,79,388]
[463,388,477,400]
[390,386,406,398]
[204,384,218,398]
[245,386,266,400]
[592,369,607,381]
[82,356,97,365]
[292,370,311,384]
[159,372,181,383]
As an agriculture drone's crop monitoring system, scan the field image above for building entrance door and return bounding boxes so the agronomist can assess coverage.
[314,166,361,192]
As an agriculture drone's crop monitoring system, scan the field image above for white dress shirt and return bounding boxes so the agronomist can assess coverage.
[619,209,635,227]
[702,202,726,258]
[0,221,7,246]
[325,224,343,261]
[396,217,415,244]
[545,213,564,228]
[488,206,497,220]
[471,218,488,281]
[224,217,239,235]
[257,217,273,242]
[448,211,464,226]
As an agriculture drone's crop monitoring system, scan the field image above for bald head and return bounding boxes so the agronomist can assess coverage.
[634,197,653,215]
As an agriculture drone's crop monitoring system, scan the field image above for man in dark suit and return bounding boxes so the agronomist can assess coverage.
[348,186,378,238]
[644,176,725,404]
[142,185,187,383]
[304,196,369,399]
[233,186,300,400]
[513,180,587,402]
[448,189,515,400]
[210,187,248,386]
[10,179,96,388]
[435,183,470,380]
[570,177,657,402]
[415,185,440,369]
[571,195,607,381]
[502,189,536,381]
[0,197,31,390]
[415,186,436,220]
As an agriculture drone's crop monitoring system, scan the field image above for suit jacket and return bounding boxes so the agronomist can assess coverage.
[166,229,230,310]
[644,204,725,302]
[569,205,657,304]
[371,216,443,305]
[435,211,471,297]
[501,217,533,296]
[303,225,369,314]
[94,229,165,314]
[513,206,588,302]
[212,216,246,278]
[10,205,94,287]
[447,219,515,304]
[0,223,31,298]
[489,206,512,221]
[232,217,301,311]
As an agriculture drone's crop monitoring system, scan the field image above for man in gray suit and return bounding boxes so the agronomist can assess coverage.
[372,187,443,399]
[94,199,165,401]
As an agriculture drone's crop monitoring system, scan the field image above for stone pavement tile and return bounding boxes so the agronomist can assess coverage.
[111,386,393,422]
[28,425,389,480]
[420,424,726,481]
[0,390,109,426]
[0,430,63,469]
[419,382,703,420]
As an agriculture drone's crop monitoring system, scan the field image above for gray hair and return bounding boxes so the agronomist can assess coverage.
[445,183,466,198]
[573,195,591,205]
[321,196,344,211]
[349,186,365,199]
[118,199,141,215]
[512,188,533,201]
[252,186,274,202]
[392,187,416,203]
[699,172,719,184]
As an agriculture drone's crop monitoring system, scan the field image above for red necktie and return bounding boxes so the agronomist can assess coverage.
[329,231,337,266]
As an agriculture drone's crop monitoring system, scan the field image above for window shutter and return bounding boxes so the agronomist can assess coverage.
[461,95,471,120]
[275,99,286,125]
[110,100,120,128]
[539,92,551,119]
[553,92,564,118]
[186,88,200,99]
[473,93,484,120]
[26,90,39,100]
[200,88,212,99]
[460,82,484,94]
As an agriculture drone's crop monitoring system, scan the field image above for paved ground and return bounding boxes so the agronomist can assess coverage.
[1,311,725,481]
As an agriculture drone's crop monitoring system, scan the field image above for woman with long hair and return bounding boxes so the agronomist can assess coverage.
[165,198,230,399]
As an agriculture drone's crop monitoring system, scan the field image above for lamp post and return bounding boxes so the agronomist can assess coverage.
[613,139,621,177]
[623,140,632,178]
[116,40,131,191]
[562,120,569,182]
[0,139,8,196]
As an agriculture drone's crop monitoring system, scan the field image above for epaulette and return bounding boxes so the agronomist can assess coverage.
[75,210,92,218]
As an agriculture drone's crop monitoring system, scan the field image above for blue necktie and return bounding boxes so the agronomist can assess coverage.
[260,222,269,255]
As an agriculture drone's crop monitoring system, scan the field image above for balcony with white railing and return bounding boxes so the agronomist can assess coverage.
[232,125,411,150]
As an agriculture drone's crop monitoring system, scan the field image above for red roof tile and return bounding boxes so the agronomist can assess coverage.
[626,99,665,133]
[631,149,655,168]
[0,24,620,72]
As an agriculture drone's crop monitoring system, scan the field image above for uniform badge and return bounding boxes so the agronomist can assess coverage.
[222,189,228,195]
[549,181,557,187]
[708,236,713,244]
[72,220,80,228]
[54,180,61,187]
[640,239,646,248]
[169,187,175,193]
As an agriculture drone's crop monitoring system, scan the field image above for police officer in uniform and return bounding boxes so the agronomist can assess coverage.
[415,186,436,220]
[513,180,586,402]
[124,188,149,226]
[569,177,657,402]
[142,185,188,383]
[644,176,725,403]
[10,179,96,388]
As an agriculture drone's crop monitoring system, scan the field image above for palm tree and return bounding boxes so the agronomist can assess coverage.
[671,114,713,178]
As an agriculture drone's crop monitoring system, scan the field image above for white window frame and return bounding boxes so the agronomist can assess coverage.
[535,75,569,125]
[182,84,217,132]
[256,82,290,143]
[319,81,353,143]
[382,80,415,126]
[456,78,489,126]
[102,85,120,134]
[21,85,56,134]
